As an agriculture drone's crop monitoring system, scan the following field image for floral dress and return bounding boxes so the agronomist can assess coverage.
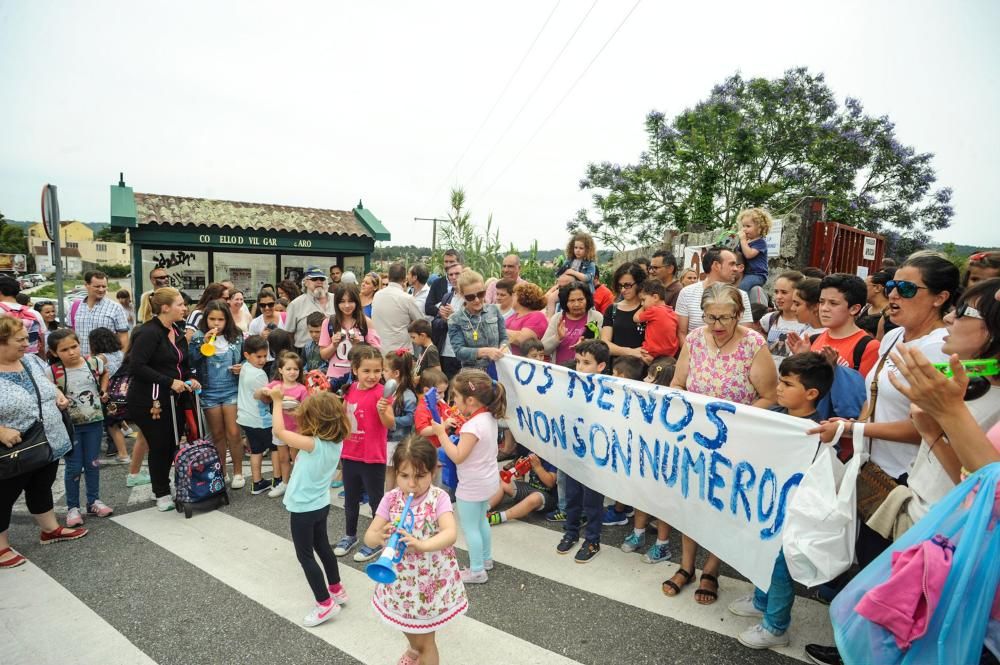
[372,486,468,633]
[685,327,765,405]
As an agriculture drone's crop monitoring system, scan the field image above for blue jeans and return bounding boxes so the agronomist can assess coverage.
[556,469,567,511]
[455,499,492,572]
[563,475,602,543]
[65,421,104,510]
[740,273,766,292]
[752,550,794,635]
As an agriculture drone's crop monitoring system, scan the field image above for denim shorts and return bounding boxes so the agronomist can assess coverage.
[200,388,237,409]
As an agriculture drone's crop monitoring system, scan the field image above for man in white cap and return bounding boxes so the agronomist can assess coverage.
[283,266,337,352]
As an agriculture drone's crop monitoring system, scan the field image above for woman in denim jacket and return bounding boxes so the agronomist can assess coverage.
[447,269,508,371]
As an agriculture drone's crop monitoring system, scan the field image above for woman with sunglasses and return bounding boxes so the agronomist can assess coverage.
[247,289,286,370]
[808,253,959,549]
[447,269,507,371]
[600,262,649,366]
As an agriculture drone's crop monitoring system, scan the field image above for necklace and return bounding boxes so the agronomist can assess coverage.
[710,330,738,354]
[470,312,484,341]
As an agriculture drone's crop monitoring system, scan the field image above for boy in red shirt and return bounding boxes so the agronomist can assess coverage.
[634,280,679,361]
[414,368,464,447]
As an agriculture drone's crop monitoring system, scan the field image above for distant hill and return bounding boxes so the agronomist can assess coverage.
[930,242,996,255]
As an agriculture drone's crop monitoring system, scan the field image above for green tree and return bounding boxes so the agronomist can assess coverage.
[96,226,126,243]
[573,67,952,250]
[438,188,502,277]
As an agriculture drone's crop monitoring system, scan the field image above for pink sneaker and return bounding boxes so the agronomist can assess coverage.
[87,500,114,517]
[66,508,84,527]
[329,584,349,605]
[459,568,488,584]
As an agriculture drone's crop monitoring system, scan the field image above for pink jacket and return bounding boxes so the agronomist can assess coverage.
[855,535,955,651]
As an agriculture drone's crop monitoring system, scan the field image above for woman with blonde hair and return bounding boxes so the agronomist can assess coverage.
[448,269,508,371]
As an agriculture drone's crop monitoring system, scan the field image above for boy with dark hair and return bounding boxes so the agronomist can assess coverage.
[557,339,609,563]
[238,335,281,494]
[611,355,645,381]
[408,318,440,374]
[519,338,545,360]
[801,273,879,376]
[730,351,832,650]
[634,280,679,361]
[302,311,328,373]
[486,452,558,526]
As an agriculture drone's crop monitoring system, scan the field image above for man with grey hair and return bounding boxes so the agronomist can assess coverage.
[282,266,337,351]
[372,261,424,353]
[485,253,525,304]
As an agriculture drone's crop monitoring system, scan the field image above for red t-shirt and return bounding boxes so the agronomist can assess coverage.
[809,329,880,377]
[638,304,679,359]
[414,396,465,448]
[593,284,614,315]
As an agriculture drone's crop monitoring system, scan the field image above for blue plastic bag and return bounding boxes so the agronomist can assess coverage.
[831,462,1000,665]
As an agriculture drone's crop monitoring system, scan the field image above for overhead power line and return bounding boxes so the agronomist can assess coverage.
[461,0,601,191]
[420,1,563,214]
[479,0,642,200]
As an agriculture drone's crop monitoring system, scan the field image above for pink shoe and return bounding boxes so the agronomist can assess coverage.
[87,500,114,517]
[329,583,349,605]
[459,568,488,584]
[66,508,84,527]
[397,648,420,665]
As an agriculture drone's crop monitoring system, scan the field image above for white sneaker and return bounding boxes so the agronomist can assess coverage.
[738,623,789,650]
[484,559,494,571]
[329,585,349,605]
[268,481,287,498]
[231,475,246,490]
[66,507,84,527]
[156,495,175,512]
[302,601,340,627]
[728,594,764,618]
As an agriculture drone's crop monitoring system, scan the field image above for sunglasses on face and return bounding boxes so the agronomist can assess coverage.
[153,275,169,282]
[463,291,487,303]
[884,280,928,298]
[955,302,984,320]
[618,281,636,290]
[259,302,275,309]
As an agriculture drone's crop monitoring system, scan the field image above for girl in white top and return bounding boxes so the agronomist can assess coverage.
[429,368,505,585]
[759,271,809,366]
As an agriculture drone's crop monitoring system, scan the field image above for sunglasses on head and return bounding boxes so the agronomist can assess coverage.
[463,291,487,303]
[884,280,928,298]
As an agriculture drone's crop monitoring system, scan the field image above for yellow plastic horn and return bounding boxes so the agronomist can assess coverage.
[200,332,217,356]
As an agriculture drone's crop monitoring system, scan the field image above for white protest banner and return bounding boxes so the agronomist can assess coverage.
[496,355,820,591]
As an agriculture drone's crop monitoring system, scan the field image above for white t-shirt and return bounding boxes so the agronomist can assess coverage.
[906,385,1000,522]
[760,312,811,366]
[865,326,949,478]
[455,412,500,502]
[247,313,286,361]
[675,281,753,333]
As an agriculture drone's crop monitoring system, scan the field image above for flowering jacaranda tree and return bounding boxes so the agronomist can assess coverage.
[571,67,953,252]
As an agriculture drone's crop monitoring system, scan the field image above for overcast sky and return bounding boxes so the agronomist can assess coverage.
[1,1,997,252]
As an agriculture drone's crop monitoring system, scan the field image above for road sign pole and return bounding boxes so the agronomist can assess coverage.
[41,184,65,323]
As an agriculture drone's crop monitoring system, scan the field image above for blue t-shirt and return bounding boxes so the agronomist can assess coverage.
[746,237,768,277]
[283,437,343,513]
[236,364,271,429]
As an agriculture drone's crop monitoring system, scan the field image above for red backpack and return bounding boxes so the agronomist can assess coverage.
[0,302,43,349]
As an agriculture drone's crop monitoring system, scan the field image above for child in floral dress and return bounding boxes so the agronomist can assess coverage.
[365,436,467,665]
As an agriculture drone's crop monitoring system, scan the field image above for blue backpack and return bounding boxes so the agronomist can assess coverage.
[815,364,867,423]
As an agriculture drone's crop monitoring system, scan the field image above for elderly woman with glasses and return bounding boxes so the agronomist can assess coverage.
[665,282,777,606]
[447,269,508,371]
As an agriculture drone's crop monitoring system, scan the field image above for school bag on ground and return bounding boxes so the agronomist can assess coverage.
[171,393,229,518]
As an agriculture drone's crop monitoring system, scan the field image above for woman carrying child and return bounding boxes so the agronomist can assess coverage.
[268,386,351,628]
[365,436,468,665]
[429,368,505,584]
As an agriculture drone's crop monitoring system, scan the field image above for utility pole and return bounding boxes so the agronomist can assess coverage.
[413,217,448,256]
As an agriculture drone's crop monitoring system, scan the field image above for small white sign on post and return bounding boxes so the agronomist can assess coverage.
[856,266,869,279]
[863,237,877,261]
[766,219,783,255]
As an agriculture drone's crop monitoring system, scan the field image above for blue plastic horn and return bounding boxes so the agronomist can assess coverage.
[366,492,416,584]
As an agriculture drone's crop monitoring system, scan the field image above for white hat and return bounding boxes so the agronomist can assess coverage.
[341,271,358,285]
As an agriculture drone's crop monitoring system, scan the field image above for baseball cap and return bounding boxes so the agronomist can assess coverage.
[304,266,326,280]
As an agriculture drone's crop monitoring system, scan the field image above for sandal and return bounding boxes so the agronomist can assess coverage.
[662,567,693,596]
[397,648,420,665]
[0,547,26,569]
[695,573,719,605]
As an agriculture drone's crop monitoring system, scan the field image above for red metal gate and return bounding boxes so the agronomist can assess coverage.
[809,222,885,275]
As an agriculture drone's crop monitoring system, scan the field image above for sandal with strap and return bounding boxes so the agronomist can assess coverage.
[0,546,26,569]
[397,649,420,665]
[662,567,693,596]
[695,572,719,605]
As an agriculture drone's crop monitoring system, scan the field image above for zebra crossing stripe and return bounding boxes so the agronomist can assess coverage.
[1,562,157,665]
[327,490,831,661]
[113,508,585,665]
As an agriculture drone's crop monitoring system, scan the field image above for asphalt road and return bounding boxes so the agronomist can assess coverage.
[4,453,835,665]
